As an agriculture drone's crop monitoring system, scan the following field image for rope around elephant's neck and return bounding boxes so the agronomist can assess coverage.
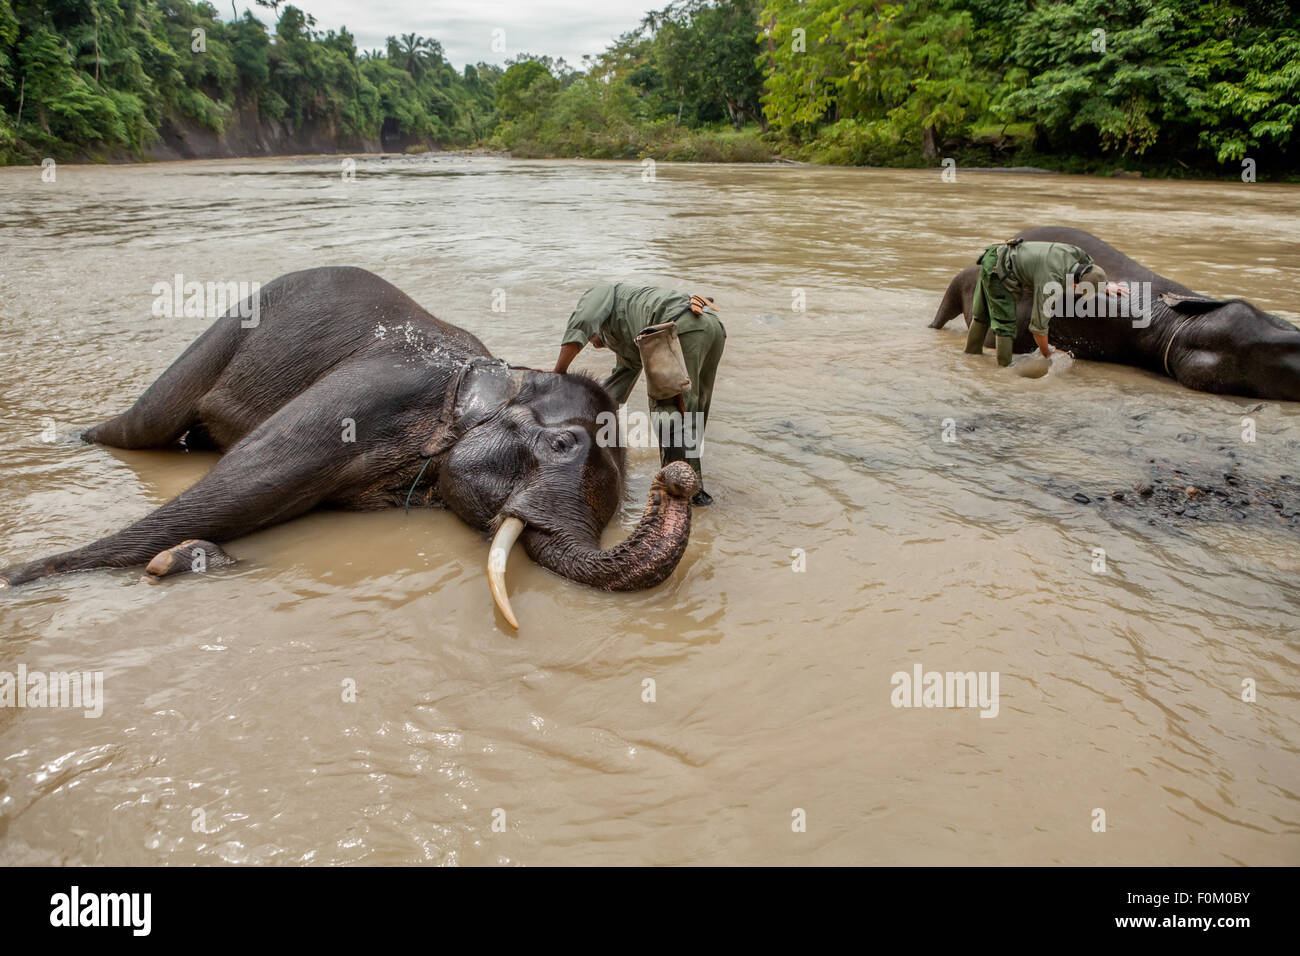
[1162,315,1197,377]
[404,355,526,517]
[404,356,486,515]
[403,355,506,516]
[404,456,434,515]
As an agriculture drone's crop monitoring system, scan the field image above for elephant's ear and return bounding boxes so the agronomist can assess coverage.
[1159,292,1229,314]
[421,362,522,458]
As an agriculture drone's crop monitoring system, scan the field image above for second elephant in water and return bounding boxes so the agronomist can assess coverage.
[930,226,1300,401]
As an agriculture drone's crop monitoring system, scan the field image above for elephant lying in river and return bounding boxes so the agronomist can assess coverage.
[0,267,701,628]
[930,226,1300,401]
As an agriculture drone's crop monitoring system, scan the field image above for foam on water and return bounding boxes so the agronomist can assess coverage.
[1012,350,1074,379]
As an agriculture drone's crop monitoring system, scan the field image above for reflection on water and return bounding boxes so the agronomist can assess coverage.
[0,156,1297,865]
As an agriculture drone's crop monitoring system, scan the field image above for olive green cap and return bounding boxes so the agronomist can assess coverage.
[1075,263,1107,294]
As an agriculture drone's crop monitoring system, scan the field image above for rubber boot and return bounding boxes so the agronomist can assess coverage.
[995,336,1014,367]
[964,320,990,355]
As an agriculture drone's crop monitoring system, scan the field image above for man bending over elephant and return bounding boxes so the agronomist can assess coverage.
[553,283,724,507]
[931,227,1300,400]
[964,238,1123,366]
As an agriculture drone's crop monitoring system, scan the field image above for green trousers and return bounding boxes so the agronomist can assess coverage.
[971,246,1019,339]
[602,312,725,483]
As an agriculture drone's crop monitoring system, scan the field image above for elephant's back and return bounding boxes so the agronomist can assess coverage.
[196,267,491,438]
[1011,226,1195,296]
[259,267,489,353]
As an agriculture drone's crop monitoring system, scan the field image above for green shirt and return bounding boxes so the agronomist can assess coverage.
[1007,241,1093,335]
[562,282,716,369]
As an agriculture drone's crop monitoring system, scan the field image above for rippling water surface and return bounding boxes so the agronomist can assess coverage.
[0,155,1297,865]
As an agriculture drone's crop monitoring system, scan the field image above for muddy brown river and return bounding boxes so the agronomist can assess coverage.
[0,156,1297,865]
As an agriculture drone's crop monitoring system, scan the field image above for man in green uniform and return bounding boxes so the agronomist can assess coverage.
[965,238,1118,366]
[553,282,725,507]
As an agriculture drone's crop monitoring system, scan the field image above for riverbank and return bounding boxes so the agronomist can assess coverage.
[5,109,1294,184]
[1,108,430,166]
[7,132,1289,187]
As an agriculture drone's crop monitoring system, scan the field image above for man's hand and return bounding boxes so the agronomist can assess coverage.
[689,294,714,316]
[1105,281,1128,297]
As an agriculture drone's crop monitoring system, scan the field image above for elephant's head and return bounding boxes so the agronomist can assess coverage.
[1161,296,1300,402]
[434,363,699,627]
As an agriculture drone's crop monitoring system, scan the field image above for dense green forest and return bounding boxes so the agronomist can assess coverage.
[0,0,500,161]
[2,0,1297,177]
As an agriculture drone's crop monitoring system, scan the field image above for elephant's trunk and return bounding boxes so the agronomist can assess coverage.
[526,460,699,589]
[487,462,699,627]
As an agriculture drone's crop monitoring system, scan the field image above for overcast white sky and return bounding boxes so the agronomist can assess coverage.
[241,1,660,69]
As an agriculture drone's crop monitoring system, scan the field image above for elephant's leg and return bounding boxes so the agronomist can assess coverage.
[2,394,352,586]
[144,540,236,578]
[84,312,247,449]
[929,265,978,329]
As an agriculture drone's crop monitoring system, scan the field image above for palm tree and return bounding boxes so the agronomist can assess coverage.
[392,33,441,78]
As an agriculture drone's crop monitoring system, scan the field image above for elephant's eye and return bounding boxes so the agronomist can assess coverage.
[548,430,579,456]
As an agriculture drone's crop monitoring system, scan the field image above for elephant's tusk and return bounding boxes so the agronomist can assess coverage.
[487,516,526,629]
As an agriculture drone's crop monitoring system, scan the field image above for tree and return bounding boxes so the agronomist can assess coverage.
[847,2,988,157]
[654,0,764,129]
[761,0,987,156]
[495,58,559,119]
[17,27,123,143]
[998,0,1185,155]
[389,32,440,78]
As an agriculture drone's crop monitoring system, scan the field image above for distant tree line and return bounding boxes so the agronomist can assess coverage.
[2,0,1297,175]
[755,0,1300,171]
[0,0,499,162]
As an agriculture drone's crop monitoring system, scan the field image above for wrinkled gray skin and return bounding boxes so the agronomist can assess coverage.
[930,226,1300,401]
[1,267,698,592]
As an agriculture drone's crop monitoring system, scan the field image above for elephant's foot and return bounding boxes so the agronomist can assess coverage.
[143,540,236,580]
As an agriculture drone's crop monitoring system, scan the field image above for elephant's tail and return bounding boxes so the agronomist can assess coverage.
[929,265,977,330]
